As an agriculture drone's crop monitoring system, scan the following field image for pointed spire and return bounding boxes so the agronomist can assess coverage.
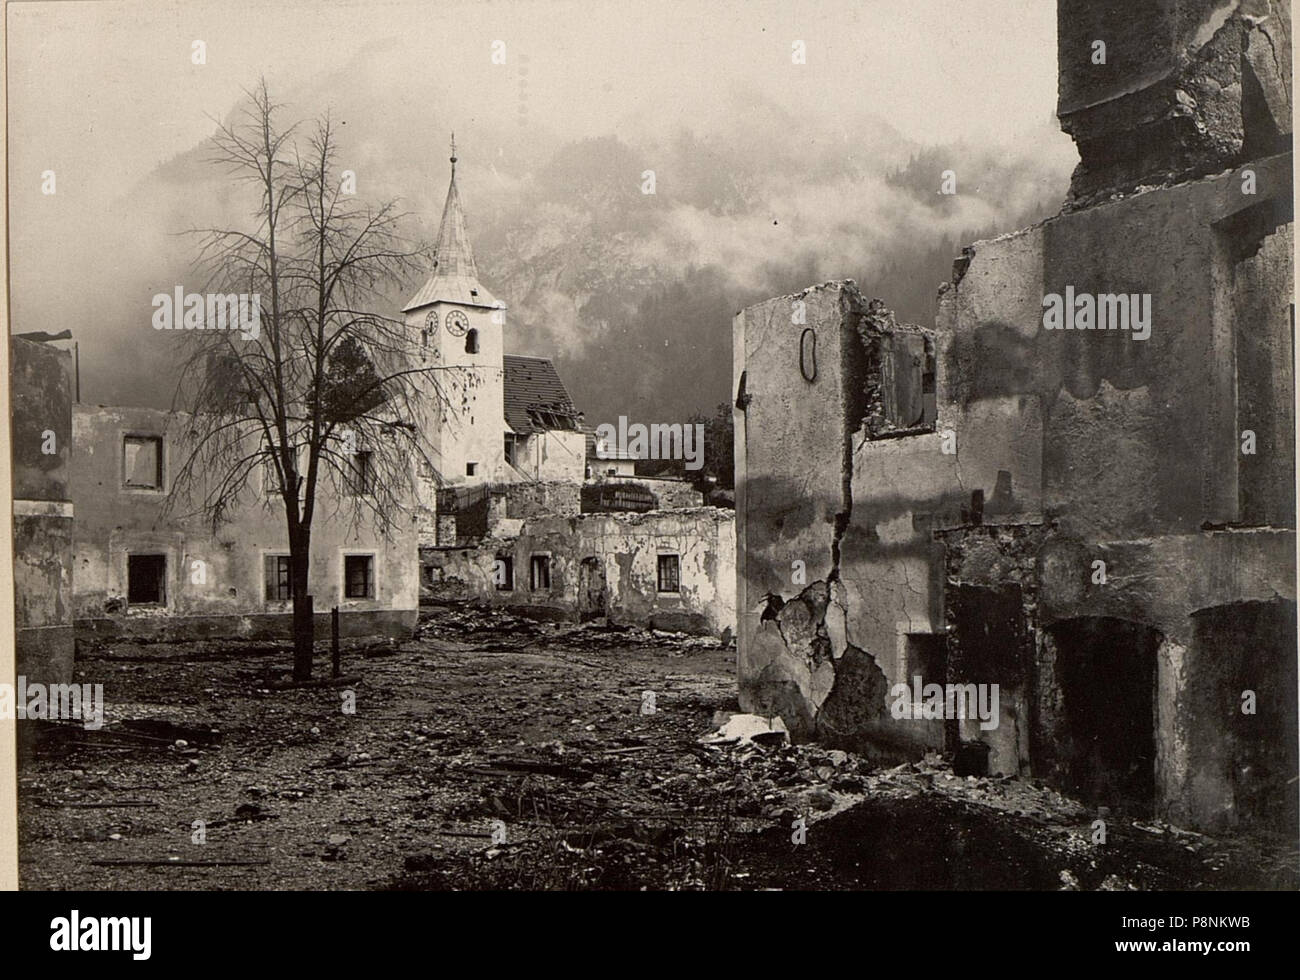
[403,136,501,312]
[431,148,478,282]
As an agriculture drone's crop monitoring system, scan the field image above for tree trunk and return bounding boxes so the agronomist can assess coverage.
[291,527,314,681]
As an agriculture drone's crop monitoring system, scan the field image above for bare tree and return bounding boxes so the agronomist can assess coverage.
[166,80,451,680]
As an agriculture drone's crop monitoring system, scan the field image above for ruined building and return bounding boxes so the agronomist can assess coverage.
[414,152,736,634]
[427,508,736,635]
[8,336,419,649]
[733,0,1294,834]
[13,144,733,651]
[10,337,76,685]
[13,329,420,647]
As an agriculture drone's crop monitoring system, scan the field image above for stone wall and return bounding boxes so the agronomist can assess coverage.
[493,480,581,520]
[422,507,735,635]
[9,338,75,685]
[732,0,1294,833]
[621,476,705,510]
[1057,0,1291,207]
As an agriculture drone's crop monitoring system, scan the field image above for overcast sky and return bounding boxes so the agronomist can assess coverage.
[10,0,1059,180]
[8,0,1073,420]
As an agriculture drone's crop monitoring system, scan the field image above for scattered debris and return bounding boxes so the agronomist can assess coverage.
[90,859,271,868]
[700,713,788,748]
[35,800,159,809]
[267,674,361,691]
[417,601,731,651]
[18,612,1295,891]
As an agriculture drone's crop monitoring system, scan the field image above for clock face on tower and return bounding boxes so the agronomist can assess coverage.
[444,310,469,337]
[424,311,439,333]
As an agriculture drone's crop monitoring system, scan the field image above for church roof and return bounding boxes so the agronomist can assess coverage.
[403,146,503,312]
[503,355,583,434]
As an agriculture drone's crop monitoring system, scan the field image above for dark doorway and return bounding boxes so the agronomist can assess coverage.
[578,556,606,621]
[1190,599,1298,834]
[948,584,1028,757]
[1041,617,1160,814]
[904,632,951,752]
[127,553,166,605]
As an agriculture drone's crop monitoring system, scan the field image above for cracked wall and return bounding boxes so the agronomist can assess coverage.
[422,507,736,635]
[733,283,881,744]
[733,0,1294,833]
[734,278,1046,761]
[918,150,1295,830]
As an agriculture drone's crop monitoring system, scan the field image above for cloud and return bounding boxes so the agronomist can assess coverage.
[7,3,1076,428]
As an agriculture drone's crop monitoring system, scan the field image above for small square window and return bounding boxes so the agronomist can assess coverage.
[123,436,163,489]
[127,554,166,605]
[529,554,551,591]
[657,554,680,593]
[265,443,307,496]
[875,332,936,433]
[861,314,938,439]
[264,555,293,601]
[344,555,375,599]
[496,555,514,591]
[466,462,478,477]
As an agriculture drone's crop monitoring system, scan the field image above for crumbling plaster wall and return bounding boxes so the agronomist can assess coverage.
[1057,0,1292,207]
[71,405,418,641]
[733,284,863,740]
[515,430,586,483]
[423,508,735,635]
[733,278,1046,758]
[10,338,76,685]
[733,129,1294,830]
[949,151,1294,828]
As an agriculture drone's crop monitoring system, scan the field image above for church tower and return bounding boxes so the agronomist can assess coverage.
[403,138,507,486]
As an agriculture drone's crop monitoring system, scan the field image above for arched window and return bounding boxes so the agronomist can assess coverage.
[465,328,479,354]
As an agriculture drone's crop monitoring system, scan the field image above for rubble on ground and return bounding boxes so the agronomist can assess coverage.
[18,613,1295,891]
[416,601,732,651]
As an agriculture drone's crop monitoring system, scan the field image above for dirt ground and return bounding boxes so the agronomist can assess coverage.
[17,606,1298,891]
